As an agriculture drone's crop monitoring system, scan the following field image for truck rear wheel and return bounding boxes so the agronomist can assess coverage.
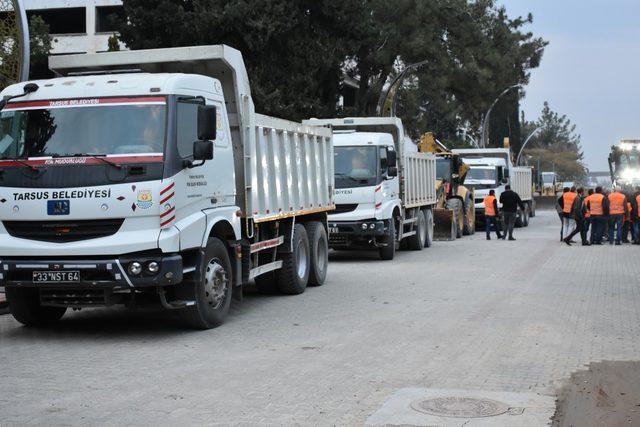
[408,210,426,251]
[423,209,434,248]
[6,287,66,327]
[275,223,310,295]
[463,194,475,235]
[523,204,530,227]
[379,219,396,260]
[180,237,232,329]
[304,221,328,286]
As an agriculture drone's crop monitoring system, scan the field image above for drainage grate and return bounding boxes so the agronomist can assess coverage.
[410,396,510,418]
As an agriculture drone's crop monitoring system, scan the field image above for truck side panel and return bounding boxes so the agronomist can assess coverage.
[403,153,437,208]
[511,167,533,201]
[248,115,334,223]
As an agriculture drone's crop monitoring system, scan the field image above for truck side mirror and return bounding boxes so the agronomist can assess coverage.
[503,168,510,178]
[193,140,213,162]
[387,150,397,168]
[387,166,398,178]
[197,104,217,141]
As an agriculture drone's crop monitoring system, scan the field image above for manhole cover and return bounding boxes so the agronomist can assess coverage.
[410,396,510,418]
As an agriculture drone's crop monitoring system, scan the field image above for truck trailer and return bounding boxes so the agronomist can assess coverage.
[452,148,534,227]
[303,117,436,261]
[0,45,334,329]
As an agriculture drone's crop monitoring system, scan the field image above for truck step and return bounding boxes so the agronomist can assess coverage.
[400,231,416,239]
[402,217,418,225]
[249,260,283,280]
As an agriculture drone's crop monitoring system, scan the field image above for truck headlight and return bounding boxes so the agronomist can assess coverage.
[128,261,142,276]
[369,223,376,229]
[361,223,368,230]
[146,261,159,274]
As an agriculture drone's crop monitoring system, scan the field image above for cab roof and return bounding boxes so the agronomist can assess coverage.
[333,131,394,147]
[1,73,223,101]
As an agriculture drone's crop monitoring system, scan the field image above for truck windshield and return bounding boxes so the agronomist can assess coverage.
[542,174,554,184]
[334,146,378,188]
[0,98,166,159]
[467,168,497,182]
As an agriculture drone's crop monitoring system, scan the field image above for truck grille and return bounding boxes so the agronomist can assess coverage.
[333,204,358,214]
[3,219,125,243]
[40,288,107,307]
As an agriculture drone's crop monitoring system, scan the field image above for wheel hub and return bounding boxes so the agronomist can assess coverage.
[296,238,309,279]
[204,258,228,310]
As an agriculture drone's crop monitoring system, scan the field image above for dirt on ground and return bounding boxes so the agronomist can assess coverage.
[553,361,640,427]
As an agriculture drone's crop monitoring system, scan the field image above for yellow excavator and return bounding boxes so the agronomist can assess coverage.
[418,133,475,240]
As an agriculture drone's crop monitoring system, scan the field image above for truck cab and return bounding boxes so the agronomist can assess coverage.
[331,131,399,248]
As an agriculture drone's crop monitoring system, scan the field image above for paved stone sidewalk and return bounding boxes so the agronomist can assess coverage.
[0,211,638,425]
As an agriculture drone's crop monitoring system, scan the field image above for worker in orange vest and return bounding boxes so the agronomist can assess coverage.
[633,186,640,244]
[622,199,633,243]
[483,189,503,240]
[607,186,627,245]
[586,186,608,245]
[583,188,594,242]
[563,188,590,246]
[558,186,578,242]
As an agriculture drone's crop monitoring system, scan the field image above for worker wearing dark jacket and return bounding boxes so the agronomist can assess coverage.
[499,185,525,241]
[563,188,590,246]
[483,189,502,240]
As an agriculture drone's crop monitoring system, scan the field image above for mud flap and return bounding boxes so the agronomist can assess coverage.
[433,208,456,241]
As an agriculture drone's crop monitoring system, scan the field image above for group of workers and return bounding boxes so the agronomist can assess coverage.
[557,186,640,246]
[482,185,526,241]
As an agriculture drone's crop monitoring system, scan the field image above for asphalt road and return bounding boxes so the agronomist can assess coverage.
[1,210,639,426]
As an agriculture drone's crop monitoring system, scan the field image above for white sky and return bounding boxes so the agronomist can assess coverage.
[500,0,640,171]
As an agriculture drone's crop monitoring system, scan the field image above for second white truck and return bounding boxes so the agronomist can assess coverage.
[303,117,436,260]
[452,148,534,226]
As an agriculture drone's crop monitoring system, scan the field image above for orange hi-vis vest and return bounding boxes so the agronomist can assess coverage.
[562,192,577,214]
[584,195,592,218]
[609,191,626,215]
[589,193,605,216]
[636,195,640,218]
[484,195,497,217]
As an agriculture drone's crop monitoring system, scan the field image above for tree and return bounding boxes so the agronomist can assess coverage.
[521,102,587,181]
[28,15,53,79]
[115,0,546,139]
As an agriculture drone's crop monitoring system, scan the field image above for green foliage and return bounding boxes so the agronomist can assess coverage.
[107,34,120,52]
[116,0,546,137]
[521,102,587,181]
[28,15,53,80]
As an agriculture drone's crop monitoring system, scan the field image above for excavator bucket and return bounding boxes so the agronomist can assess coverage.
[433,208,456,241]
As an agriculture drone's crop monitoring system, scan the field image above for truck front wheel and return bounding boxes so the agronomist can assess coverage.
[180,237,232,329]
[379,219,396,260]
[6,287,66,327]
[275,223,310,295]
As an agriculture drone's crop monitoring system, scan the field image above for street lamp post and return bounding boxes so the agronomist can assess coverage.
[376,60,430,117]
[516,126,542,166]
[480,84,521,148]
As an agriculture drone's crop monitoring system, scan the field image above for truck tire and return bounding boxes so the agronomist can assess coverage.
[408,210,426,251]
[446,199,463,238]
[275,223,310,295]
[530,199,536,217]
[180,237,232,329]
[6,287,66,327]
[523,203,530,227]
[423,209,434,248]
[379,219,396,260]
[304,221,328,286]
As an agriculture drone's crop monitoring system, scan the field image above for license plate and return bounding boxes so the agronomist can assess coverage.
[329,227,339,234]
[32,271,80,283]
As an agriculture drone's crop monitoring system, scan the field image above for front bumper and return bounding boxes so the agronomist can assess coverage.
[328,219,387,248]
[0,253,183,290]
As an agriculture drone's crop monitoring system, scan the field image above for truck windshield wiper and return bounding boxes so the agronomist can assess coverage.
[69,153,122,170]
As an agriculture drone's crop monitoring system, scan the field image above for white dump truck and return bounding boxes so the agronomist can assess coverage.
[0,45,334,329]
[303,117,436,260]
[452,148,533,226]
